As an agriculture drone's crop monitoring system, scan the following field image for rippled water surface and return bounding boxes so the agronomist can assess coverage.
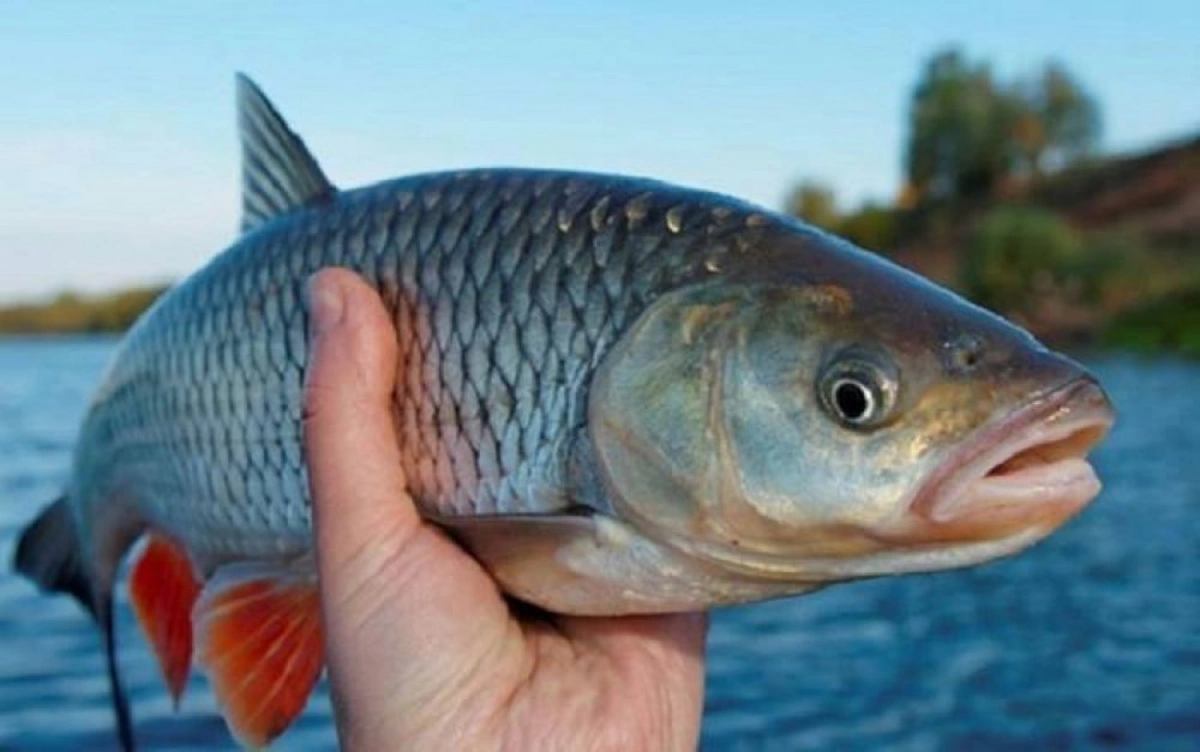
[0,339,1196,750]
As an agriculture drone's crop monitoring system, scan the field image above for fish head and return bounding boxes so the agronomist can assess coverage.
[590,224,1114,586]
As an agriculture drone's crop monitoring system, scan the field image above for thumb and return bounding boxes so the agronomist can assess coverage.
[303,267,416,564]
[302,269,519,745]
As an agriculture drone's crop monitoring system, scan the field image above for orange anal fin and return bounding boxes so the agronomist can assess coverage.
[129,534,202,705]
[193,564,324,748]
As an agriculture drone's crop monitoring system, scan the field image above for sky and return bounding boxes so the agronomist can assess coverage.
[1,1,1197,301]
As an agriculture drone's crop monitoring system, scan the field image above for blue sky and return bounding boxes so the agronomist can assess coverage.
[1,1,1197,300]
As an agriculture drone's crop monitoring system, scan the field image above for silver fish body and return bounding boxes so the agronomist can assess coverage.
[36,75,1115,615]
[77,167,764,574]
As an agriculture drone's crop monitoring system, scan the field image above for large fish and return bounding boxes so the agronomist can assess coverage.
[14,75,1114,748]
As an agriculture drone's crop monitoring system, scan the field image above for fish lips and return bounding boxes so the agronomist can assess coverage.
[904,376,1115,542]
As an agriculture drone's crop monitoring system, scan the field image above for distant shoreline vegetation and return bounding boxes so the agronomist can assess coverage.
[0,285,169,335]
[784,46,1200,358]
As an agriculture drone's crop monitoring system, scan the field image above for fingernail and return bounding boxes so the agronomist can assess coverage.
[307,274,346,338]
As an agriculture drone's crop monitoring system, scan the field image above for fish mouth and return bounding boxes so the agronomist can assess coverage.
[905,377,1114,541]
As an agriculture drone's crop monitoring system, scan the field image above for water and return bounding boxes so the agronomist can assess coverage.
[0,339,1196,751]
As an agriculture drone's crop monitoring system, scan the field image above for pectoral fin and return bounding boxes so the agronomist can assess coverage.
[438,511,746,615]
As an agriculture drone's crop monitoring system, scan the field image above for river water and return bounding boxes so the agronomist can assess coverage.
[0,339,1196,750]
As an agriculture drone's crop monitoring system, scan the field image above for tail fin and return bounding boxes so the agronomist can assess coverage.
[13,497,95,618]
[13,498,137,751]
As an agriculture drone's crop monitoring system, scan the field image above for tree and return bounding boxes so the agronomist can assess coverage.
[905,49,1019,202]
[785,180,840,229]
[1016,61,1102,176]
[904,49,1103,203]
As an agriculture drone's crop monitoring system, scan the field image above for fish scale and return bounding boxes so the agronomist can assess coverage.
[74,167,738,567]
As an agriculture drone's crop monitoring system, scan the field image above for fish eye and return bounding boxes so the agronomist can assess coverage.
[831,378,873,422]
[818,354,898,430]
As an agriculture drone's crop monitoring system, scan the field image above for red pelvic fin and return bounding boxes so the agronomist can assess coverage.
[129,534,202,705]
[193,563,324,748]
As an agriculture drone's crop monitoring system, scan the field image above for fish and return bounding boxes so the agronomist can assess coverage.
[12,74,1114,749]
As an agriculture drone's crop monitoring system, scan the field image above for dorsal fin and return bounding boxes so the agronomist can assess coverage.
[236,73,336,234]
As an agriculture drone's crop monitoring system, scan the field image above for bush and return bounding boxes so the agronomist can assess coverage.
[1101,287,1200,357]
[962,206,1081,314]
[1069,229,1140,305]
[785,181,840,230]
[837,203,899,252]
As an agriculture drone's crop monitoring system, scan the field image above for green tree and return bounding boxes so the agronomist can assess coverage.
[905,49,1103,202]
[1018,61,1102,176]
[905,49,1019,202]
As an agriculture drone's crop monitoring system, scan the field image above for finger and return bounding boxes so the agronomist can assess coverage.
[303,267,505,615]
[302,269,522,742]
[303,267,419,577]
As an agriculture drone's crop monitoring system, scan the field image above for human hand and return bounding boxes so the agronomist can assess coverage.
[302,268,709,751]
